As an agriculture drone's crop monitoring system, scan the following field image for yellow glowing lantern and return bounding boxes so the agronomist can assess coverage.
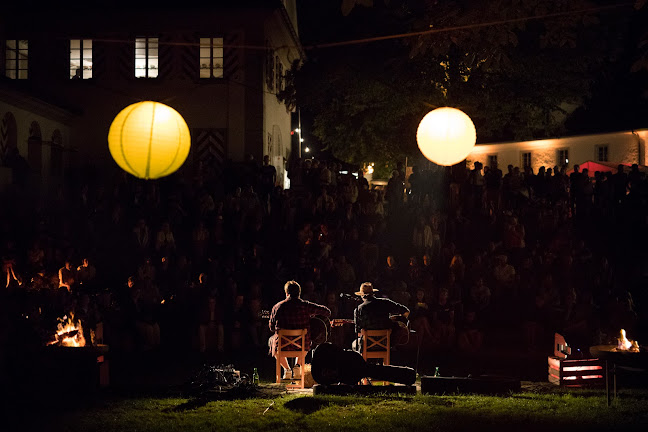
[108,101,191,179]
[416,107,476,166]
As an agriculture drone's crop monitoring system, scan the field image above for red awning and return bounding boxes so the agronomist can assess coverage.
[565,161,632,177]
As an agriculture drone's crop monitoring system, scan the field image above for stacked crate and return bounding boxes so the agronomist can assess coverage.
[548,333,604,387]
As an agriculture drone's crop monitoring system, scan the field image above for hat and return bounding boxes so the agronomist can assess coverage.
[355,282,378,296]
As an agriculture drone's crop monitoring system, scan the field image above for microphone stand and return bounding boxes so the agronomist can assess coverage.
[339,293,362,352]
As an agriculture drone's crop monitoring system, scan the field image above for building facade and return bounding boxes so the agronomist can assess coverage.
[468,129,648,172]
[0,1,302,191]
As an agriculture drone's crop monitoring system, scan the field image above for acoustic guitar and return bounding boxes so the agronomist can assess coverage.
[259,309,354,347]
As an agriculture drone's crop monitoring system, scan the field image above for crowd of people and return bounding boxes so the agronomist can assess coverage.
[1,154,646,382]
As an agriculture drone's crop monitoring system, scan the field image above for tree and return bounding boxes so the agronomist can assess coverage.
[294,0,642,166]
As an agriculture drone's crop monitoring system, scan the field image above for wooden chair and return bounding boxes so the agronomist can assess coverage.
[276,328,308,389]
[360,329,391,385]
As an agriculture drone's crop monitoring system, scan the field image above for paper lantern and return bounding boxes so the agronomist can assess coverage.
[416,107,476,166]
[108,101,191,179]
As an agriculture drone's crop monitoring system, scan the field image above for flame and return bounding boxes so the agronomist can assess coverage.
[47,313,86,347]
[616,329,639,352]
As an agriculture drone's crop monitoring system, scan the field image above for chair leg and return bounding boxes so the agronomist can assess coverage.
[276,356,281,384]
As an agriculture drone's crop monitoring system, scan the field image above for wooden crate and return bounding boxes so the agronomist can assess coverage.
[548,356,604,387]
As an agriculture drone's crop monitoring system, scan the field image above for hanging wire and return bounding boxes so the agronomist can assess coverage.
[66,2,633,53]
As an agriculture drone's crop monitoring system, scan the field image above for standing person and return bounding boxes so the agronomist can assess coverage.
[469,162,485,213]
[259,155,277,209]
[408,165,422,204]
[353,282,410,351]
[268,280,331,379]
[386,170,404,216]
[569,164,584,216]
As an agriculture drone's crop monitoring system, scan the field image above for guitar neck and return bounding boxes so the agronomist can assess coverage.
[331,318,354,327]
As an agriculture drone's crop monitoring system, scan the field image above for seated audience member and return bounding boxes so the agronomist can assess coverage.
[301,280,323,304]
[523,293,550,352]
[76,257,97,290]
[198,293,224,354]
[58,260,76,292]
[457,307,484,354]
[469,277,491,314]
[432,288,456,348]
[390,281,412,308]
[410,288,434,343]
[133,277,162,351]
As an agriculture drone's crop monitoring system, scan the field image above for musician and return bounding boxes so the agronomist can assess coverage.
[353,282,410,351]
[268,280,331,378]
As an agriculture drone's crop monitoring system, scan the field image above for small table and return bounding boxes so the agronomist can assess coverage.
[589,345,648,406]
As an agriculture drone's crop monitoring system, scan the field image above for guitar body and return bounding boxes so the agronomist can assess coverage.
[390,315,411,346]
[310,316,355,347]
[309,315,332,347]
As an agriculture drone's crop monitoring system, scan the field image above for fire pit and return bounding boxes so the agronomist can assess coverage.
[39,313,110,396]
[589,330,648,406]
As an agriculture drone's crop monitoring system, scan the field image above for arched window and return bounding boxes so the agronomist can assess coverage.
[1,112,18,164]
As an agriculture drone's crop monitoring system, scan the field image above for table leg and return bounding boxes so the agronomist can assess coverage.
[613,363,617,402]
[606,360,610,407]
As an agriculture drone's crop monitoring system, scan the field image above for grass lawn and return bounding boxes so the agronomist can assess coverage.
[7,386,648,432]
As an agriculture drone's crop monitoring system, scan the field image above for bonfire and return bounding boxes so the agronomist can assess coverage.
[47,313,86,347]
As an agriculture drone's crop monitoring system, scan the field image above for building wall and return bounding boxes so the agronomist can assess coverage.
[468,129,648,171]
[1,4,302,185]
[261,9,301,188]
[0,98,72,191]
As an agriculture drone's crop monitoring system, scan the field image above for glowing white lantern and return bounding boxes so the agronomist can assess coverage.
[416,107,476,166]
[108,101,191,179]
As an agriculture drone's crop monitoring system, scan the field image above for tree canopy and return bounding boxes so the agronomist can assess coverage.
[293,0,648,165]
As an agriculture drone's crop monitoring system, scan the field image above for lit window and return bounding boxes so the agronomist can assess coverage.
[70,39,92,79]
[135,37,158,78]
[558,149,569,166]
[5,40,28,79]
[597,145,608,162]
[199,37,223,78]
[522,152,532,168]
[275,56,283,92]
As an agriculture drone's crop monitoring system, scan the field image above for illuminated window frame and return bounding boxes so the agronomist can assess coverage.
[596,145,608,162]
[135,37,158,78]
[522,152,532,168]
[557,148,569,167]
[5,39,28,79]
[70,39,93,79]
[199,37,224,79]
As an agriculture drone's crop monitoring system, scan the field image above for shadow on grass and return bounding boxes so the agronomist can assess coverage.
[163,389,267,413]
[163,397,211,412]
[283,397,331,414]
[284,394,418,414]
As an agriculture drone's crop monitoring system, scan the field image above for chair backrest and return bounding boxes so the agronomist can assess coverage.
[361,329,391,352]
[278,328,308,353]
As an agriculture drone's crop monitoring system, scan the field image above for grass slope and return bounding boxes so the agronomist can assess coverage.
[9,389,648,432]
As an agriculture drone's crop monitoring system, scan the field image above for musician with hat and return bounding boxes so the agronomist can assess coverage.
[353,282,410,351]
